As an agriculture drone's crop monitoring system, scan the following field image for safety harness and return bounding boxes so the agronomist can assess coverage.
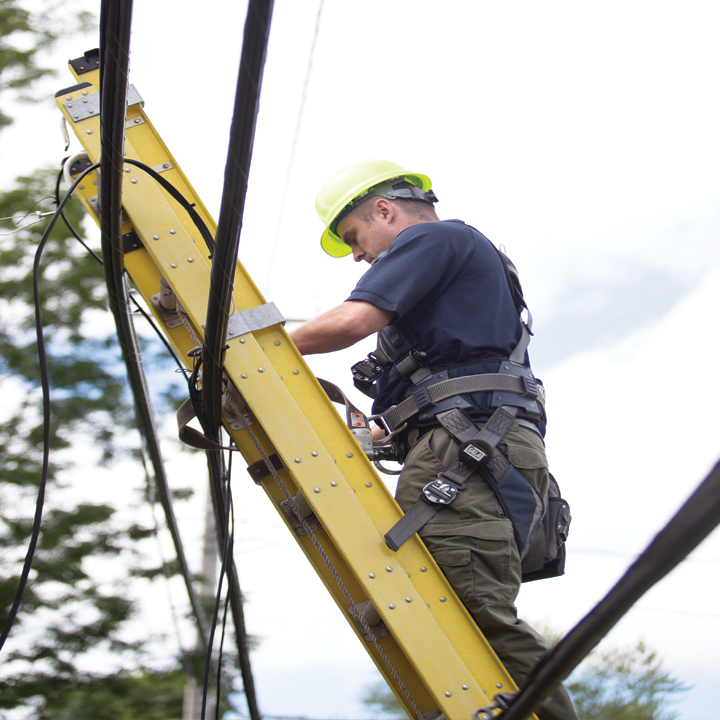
[351,238,570,580]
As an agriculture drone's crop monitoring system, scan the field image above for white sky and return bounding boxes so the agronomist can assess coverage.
[2,1,720,718]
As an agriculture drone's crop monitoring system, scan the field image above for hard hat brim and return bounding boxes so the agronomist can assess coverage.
[319,170,431,258]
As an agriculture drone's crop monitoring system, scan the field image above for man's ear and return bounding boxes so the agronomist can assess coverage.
[374,197,394,222]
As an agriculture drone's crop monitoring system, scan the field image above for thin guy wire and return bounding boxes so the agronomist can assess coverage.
[225,393,423,720]
[140,441,196,679]
[264,0,325,296]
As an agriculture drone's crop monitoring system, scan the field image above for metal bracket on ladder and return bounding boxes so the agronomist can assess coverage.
[62,84,143,122]
[226,302,285,340]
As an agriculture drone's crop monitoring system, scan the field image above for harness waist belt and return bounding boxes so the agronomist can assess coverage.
[383,373,533,431]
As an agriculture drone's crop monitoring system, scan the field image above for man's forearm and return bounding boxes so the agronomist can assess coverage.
[290,300,395,355]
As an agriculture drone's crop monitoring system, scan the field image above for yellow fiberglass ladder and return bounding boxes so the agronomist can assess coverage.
[55,52,535,720]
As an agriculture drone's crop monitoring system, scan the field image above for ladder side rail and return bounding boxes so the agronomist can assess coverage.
[56,69,536,720]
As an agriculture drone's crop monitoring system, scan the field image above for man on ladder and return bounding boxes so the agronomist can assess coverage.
[291,160,577,720]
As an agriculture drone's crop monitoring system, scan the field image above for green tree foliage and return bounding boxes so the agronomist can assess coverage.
[361,681,405,718]
[0,2,200,716]
[17,669,186,720]
[567,641,689,720]
[0,0,93,130]
[361,640,689,720]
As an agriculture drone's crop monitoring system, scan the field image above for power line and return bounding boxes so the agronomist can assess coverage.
[264,0,326,297]
[0,162,100,653]
[571,547,720,563]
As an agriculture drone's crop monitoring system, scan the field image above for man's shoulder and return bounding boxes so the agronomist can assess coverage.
[391,219,475,251]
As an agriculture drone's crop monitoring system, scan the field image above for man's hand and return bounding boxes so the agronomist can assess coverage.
[290,300,395,355]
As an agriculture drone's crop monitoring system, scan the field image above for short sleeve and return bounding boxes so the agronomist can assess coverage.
[346,223,475,321]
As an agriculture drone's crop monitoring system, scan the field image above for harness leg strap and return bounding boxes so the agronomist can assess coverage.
[384,407,518,551]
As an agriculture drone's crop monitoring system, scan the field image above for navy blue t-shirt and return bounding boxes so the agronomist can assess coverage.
[347,220,524,414]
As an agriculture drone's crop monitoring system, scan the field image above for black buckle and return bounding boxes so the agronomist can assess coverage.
[422,478,458,505]
[422,473,466,505]
[351,357,383,383]
[521,374,538,398]
[413,386,432,412]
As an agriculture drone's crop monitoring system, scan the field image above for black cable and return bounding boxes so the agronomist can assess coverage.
[202,464,233,720]
[198,5,274,718]
[0,163,100,653]
[53,166,187,373]
[202,0,275,438]
[216,590,232,720]
[98,0,212,661]
[54,162,103,264]
[215,451,235,720]
[123,159,215,257]
[498,457,720,720]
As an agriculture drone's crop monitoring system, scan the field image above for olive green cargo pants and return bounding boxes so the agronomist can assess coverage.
[396,422,577,720]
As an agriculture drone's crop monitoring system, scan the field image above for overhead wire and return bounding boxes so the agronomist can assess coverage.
[216,450,237,720]
[201,452,234,720]
[140,441,196,681]
[264,0,325,297]
[54,165,187,372]
[0,162,100,653]
[97,0,212,671]
[198,1,275,718]
[496,457,720,720]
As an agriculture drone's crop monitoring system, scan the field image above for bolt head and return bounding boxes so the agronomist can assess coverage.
[388,604,395,609]
[369,573,376,578]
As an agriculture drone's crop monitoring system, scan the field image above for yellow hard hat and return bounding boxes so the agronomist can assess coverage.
[315,159,433,257]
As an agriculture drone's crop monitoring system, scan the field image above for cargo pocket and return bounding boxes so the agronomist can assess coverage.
[426,536,515,609]
[430,546,475,611]
[505,440,547,472]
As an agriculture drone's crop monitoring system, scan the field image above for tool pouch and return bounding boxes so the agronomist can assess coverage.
[520,473,571,582]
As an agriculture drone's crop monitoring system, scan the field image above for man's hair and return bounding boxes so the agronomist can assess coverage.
[354,195,438,224]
